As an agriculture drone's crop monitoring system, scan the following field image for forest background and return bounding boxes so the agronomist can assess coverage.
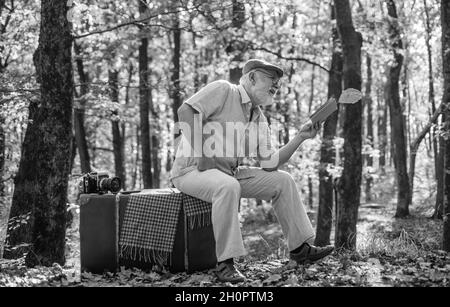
[0,0,449,287]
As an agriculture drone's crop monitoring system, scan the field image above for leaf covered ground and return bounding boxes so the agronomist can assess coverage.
[0,198,449,287]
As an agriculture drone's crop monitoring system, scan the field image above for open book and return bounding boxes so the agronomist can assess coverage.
[309,88,362,124]
[310,97,338,125]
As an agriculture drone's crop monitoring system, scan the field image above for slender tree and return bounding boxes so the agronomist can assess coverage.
[148,59,161,188]
[441,0,450,252]
[315,3,343,247]
[108,69,126,189]
[73,43,91,174]
[423,0,444,219]
[170,3,182,135]
[378,87,388,172]
[364,55,374,202]
[0,100,5,259]
[124,63,133,188]
[228,0,246,84]
[0,1,14,256]
[333,0,363,250]
[307,66,316,208]
[0,2,15,257]
[139,0,153,188]
[385,0,410,218]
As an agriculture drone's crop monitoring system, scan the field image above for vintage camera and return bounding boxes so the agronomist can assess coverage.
[78,172,121,194]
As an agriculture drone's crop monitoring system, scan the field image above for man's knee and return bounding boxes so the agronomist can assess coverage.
[273,170,296,193]
[217,178,241,196]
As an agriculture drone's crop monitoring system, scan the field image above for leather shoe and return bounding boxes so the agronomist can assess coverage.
[215,262,246,283]
[290,243,334,264]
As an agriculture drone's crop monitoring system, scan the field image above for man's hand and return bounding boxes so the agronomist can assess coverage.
[299,120,321,139]
[263,120,320,172]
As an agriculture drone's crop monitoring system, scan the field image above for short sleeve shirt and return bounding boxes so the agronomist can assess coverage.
[170,80,275,180]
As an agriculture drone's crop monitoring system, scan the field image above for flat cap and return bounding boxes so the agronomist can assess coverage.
[242,59,284,78]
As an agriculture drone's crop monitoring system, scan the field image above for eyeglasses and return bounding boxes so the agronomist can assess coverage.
[253,69,282,88]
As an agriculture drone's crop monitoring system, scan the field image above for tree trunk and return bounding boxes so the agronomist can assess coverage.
[308,177,313,208]
[409,105,442,206]
[0,2,9,239]
[73,43,91,174]
[378,88,388,172]
[108,69,126,190]
[191,26,201,92]
[365,55,374,202]
[69,135,77,173]
[315,4,343,246]
[0,16,8,255]
[6,0,73,266]
[139,0,153,189]
[123,63,133,189]
[385,0,410,218]
[166,122,173,173]
[0,115,4,259]
[441,0,450,252]
[435,137,445,218]
[306,61,317,205]
[171,6,182,138]
[0,106,4,197]
[148,61,161,188]
[228,0,246,84]
[333,0,363,250]
[131,125,140,190]
[308,66,316,114]
[4,99,39,259]
[423,0,444,219]
[283,69,291,145]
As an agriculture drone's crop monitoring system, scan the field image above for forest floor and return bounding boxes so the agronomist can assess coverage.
[0,194,449,287]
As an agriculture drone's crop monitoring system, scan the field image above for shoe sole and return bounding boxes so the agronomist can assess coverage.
[215,273,246,283]
[292,247,334,264]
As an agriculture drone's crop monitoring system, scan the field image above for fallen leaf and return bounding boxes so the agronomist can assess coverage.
[185,273,212,284]
[147,272,161,281]
[284,274,299,286]
[263,274,282,284]
[285,260,297,270]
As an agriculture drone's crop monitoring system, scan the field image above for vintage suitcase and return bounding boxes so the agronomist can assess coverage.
[79,189,216,274]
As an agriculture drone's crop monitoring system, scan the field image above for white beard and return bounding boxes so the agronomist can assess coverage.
[255,92,273,106]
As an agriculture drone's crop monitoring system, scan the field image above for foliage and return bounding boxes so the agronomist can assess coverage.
[0,0,448,281]
[1,0,444,195]
[1,199,449,287]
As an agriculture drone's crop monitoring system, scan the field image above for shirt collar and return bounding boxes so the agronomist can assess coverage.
[237,84,251,105]
[237,84,262,121]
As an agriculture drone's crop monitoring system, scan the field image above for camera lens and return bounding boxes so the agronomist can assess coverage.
[109,177,121,193]
[99,177,121,193]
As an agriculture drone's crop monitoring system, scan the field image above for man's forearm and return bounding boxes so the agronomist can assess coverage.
[261,133,307,171]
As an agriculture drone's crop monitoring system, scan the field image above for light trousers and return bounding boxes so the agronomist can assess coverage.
[172,167,315,262]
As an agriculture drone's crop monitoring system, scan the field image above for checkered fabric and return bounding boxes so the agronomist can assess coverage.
[118,192,182,266]
[182,193,212,230]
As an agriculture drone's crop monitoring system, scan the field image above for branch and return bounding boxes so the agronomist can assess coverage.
[73,18,146,40]
[0,0,13,35]
[0,87,39,93]
[410,103,443,153]
[73,3,204,40]
[247,44,330,73]
[92,147,113,153]
[1,48,11,68]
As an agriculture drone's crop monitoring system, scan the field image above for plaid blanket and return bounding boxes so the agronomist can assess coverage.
[183,193,212,230]
[119,192,182,266]
[118,189,212,266]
